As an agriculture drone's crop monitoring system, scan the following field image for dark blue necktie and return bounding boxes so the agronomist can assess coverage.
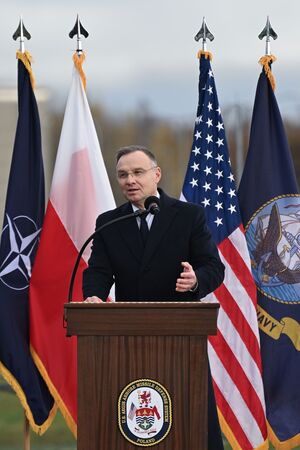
[140,214,149,246]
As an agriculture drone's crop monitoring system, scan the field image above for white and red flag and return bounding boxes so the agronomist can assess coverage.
[29,54,115,435]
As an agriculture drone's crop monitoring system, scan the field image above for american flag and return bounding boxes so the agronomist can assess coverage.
[180,53,268,449]
[128,402,137,421]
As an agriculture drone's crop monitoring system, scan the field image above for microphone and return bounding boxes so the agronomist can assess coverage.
[68,195,160,302]
[68,196,161,302]
[68,208,146,302]
[144,196,160,215]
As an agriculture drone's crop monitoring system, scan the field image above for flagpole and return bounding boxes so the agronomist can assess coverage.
[258,16,278,56]
[23,413,30,450]
[69,14,89,55]
[11,17,50,442]
[12,16,31,53]
[258,17,278,91]
[194,17,214,50]
[181,34,269,450]
[13,17,33,450]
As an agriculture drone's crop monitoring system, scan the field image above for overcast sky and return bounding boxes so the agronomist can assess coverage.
[1,0,300,121]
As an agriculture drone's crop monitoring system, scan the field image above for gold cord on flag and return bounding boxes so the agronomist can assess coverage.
[258,54,277,91]
[73,51,86,91]
[197,50,213,60]
[16,51,35,90]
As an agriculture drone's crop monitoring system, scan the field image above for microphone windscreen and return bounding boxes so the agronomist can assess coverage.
[144,196,160,214]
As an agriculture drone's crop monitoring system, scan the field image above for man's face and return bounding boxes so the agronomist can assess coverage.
[116,151,161,208]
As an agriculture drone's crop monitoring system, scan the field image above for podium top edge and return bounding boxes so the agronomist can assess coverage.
[64,301,220,309]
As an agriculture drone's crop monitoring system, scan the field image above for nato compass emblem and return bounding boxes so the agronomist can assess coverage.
[118,379,172,447]
[245,195,300,304]
[0,214,41,290]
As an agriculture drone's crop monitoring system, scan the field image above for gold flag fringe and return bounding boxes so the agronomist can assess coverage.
[31,346,77,438]
[267,421,300,450]
[258,55,277,91]
[217,407,269,450]
[0,361,57,435]
[16,51,35,90]
[197,50,213,60]
[73,52,86,91]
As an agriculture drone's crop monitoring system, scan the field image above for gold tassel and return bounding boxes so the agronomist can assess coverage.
[73,52,86,91]
[197,50,213,61]
[258,54,277,91]
[16,51,35,90]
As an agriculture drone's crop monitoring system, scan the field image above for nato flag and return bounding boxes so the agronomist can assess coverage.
[0,58,54,433]
[238,66,300,448]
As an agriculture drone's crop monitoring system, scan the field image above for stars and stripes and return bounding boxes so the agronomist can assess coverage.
[128,402,137,421]
[181,54,268,450]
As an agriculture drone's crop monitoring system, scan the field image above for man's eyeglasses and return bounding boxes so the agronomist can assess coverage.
[117,167,157,180]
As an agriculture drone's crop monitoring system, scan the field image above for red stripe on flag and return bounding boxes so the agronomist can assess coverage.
[219,236,257,307]
[214,283,262,372]
[210,332,267,437]
[213,381,254,450]
[30,201,86,427]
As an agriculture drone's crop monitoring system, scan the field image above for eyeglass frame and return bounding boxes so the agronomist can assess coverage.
[116,166,158,180]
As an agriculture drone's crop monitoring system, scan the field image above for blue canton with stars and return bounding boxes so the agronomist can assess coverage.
[182,55,241,246]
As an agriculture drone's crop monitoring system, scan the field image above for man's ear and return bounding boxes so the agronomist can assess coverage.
[155,166,162,182]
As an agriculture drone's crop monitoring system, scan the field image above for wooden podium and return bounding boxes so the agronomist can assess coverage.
[64,302,219,450]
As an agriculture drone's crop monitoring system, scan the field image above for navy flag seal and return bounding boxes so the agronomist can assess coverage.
[245,194,300,304]
[245,194,300,350]
[118,378,172,447]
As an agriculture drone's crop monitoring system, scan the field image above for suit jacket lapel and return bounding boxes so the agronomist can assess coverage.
[141,191,178,269]
[115,191,179,265]
[117,202,144,262]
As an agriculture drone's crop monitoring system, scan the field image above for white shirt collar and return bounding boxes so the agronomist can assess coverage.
[131,191,160,229]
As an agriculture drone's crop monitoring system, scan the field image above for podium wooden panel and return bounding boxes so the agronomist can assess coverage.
[64,302,219,450]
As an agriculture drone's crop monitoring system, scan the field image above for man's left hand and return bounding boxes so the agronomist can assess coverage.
[176,262,198,292]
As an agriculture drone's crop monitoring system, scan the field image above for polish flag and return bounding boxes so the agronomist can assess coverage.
[29,60,115,436]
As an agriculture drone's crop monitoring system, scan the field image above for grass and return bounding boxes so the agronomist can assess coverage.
[0,378,75,450]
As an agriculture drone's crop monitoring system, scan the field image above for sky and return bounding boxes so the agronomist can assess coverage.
[1,0,300,121]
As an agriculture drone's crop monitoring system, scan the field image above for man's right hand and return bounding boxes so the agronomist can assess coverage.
[84,296,103,303]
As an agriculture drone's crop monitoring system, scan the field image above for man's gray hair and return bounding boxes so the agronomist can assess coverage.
[116,145,157,166]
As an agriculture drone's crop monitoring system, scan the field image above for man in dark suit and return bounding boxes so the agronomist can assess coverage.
[83,145,224,302]
[82,145,225,449]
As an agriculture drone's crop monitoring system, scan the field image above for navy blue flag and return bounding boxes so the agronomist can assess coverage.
[238,64,300,448]
[0,56,55,433]
[181,53,267,449]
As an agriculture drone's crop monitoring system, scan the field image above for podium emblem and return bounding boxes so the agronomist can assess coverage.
[118,378,172,446]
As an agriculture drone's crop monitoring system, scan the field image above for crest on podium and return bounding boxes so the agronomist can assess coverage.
[118,378,172,446]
